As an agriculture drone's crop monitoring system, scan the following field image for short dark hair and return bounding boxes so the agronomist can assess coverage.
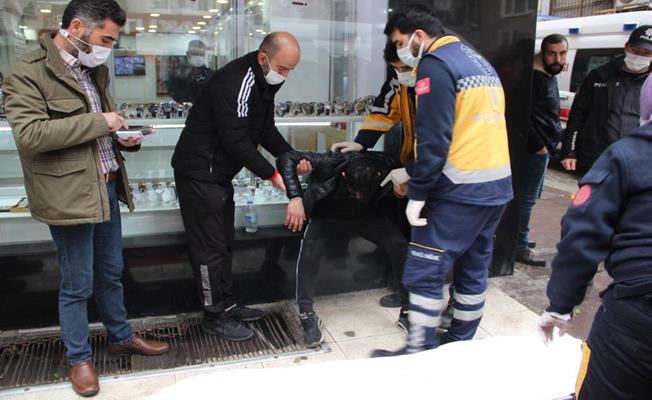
[383,40,399,64]
[541,34,568,51]
[384,5,444,38]
[343,157,382,201]
[62,0,126,29]
[259,32,281,58]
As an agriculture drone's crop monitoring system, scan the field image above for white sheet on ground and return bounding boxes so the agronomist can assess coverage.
[147,335,582,400]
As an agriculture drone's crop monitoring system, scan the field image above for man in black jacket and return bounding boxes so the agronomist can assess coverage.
[277,150,408,347]
[515,34,567,267]
[171,32,300,341]
[561,25,652,175]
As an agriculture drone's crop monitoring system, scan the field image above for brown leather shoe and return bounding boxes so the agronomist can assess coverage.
[70,361,99,397]
[108,335,170,356]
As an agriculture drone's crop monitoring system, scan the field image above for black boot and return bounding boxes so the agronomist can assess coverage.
[370,347,414,358]
[380,293,403,308]
[299,311,323,348]
[201,315,255,341]
[223,304,265,322]
[515,249,546,267]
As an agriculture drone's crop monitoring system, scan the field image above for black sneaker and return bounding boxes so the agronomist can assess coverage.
[396,308,408,333]
[201,316,255,341]
[299,311,323,348]
[223,304,265,322]
[371,346,422,358]
[438,330,452,346]
[528,241,536,249]
[380,293,403,308]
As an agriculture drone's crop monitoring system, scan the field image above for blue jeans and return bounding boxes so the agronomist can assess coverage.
[49,181,133,365]
[516,152,549,251]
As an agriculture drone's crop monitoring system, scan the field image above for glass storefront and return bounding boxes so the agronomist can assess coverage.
[0,1,536,326]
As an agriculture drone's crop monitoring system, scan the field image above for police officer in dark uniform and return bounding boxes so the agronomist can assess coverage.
[538,74,652,399]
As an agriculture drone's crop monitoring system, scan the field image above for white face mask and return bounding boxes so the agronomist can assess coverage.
[59,28,112,68]
[397,32,426,68]
[263,55,286,85]
[624,51,652,72]
[396,70,416,87]
[188,55,207,67]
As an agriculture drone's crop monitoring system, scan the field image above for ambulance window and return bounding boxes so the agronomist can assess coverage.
[570,48,622,92]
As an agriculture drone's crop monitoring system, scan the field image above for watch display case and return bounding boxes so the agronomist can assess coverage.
[0,115,367,255]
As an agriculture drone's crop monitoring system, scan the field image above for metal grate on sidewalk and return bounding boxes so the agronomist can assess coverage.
[0,303,320,390]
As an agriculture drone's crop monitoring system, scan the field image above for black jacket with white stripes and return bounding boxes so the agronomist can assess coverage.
[172,51,292,184]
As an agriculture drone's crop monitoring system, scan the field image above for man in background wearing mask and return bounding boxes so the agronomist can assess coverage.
[331,40,414,321]
[561,25,652,175]
[3,0,170,396]
[538,73,652,400]
[372,6,513,356]
[515,34,567,267]
[166,40,215,103]
[172,32,304,342]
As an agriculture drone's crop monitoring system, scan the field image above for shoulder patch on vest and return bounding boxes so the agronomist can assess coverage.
[571,185,592,206]
[416,77,431,95]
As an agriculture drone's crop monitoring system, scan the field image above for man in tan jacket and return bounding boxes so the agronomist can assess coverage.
[4,0,169,396]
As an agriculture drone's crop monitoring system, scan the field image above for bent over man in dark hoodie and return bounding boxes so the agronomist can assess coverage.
[277,150,408,347]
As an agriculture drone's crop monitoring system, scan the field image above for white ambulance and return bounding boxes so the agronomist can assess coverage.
[535,10,652,121]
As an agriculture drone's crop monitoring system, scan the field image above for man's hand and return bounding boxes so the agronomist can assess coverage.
[406,199,427,226]
[297,159,313,176]
[102,112,128,132]
[394,183,408,198]
[117,137,142,148]
[331,141,363,153]
[537,311,572,345]
[270,172,286,192]
[561,158,576,171]
[285,197,306,232]
[536,146,549,155]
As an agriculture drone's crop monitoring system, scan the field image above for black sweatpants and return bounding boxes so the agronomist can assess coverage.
[296,216,408,313]
[575,289,652,399]
[175,173,236,316]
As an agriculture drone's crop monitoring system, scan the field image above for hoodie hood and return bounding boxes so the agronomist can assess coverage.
[533,52,550,76]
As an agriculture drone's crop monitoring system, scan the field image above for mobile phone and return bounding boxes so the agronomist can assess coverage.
[116,125,154,140]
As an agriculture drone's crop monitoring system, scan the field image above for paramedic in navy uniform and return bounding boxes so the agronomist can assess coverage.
[538,73,652,400]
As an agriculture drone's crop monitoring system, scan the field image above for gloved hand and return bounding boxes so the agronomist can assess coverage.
[380,168,410,187]
[537,311,572,345]
[405,200,427,226]
[331,141,363,153]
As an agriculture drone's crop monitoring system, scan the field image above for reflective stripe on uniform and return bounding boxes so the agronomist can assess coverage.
[575,341,592,398]
[410,292,444,311]
[454,291,487,305]
[453,307,484,321]
[442,161,511,184]
[409,310,441,328]
[361,121,394,130]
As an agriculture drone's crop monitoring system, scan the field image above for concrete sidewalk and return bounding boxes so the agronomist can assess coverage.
[494,167,611,340]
